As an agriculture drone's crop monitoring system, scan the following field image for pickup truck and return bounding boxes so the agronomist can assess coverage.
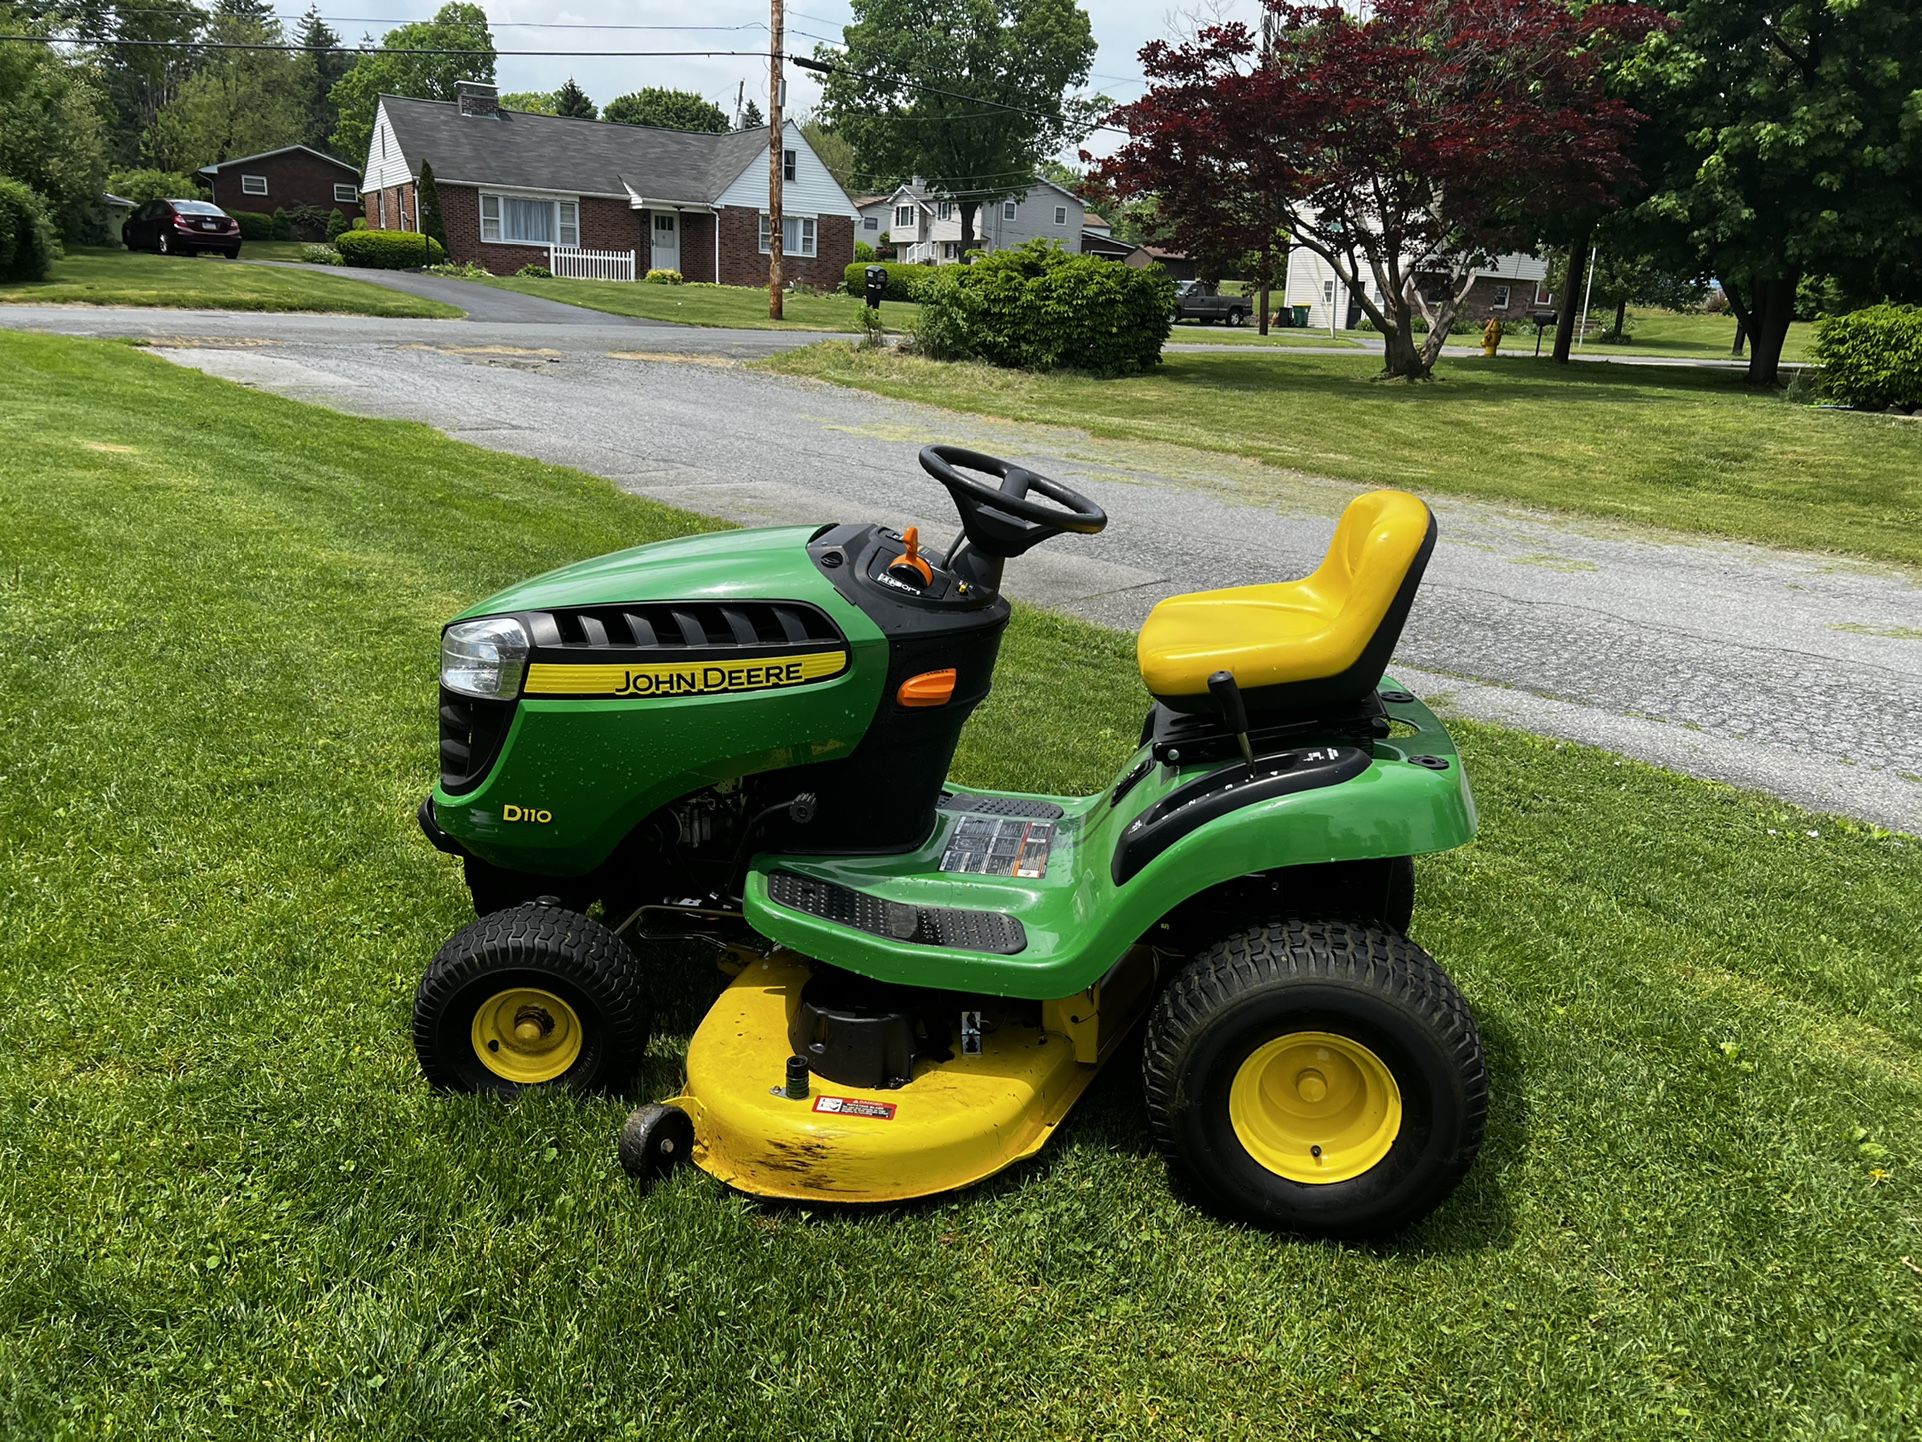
[1172,281,1249,327]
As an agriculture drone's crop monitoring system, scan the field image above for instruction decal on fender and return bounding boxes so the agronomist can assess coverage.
[812,1096,898,1120]
[523,649,847,699]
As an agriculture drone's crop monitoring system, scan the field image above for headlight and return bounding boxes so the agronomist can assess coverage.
[440,616,529,699]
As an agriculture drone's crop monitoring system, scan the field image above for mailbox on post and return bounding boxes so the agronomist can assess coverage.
[864,265,888,310]
[1529,310,1558,357]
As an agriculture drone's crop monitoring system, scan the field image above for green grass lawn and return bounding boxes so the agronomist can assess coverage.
[765,345,1922,569]
[0,245,462,317]
[1167,321,1368,347]
[4,330,1919,1440]
[1585,307,1819,363]
[480,275,916,332]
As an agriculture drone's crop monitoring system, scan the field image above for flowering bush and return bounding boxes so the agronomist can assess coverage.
[644,268,683,284]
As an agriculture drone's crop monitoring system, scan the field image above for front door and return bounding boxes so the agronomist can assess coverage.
[651,212,679,273]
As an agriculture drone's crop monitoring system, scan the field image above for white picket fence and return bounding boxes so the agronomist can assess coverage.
[548,245,636,282]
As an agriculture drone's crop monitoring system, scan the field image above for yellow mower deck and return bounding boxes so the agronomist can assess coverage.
[670,951,1151,1204]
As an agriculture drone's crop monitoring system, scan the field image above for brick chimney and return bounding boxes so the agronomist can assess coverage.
[456,81,499,117]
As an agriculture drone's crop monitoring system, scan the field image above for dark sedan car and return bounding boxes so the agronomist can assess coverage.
[122,199,242,258]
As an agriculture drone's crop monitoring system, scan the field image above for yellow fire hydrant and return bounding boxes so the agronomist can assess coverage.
[1482,318,1503,357]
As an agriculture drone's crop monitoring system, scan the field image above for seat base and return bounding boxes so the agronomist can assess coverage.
[1142,693,1389,768]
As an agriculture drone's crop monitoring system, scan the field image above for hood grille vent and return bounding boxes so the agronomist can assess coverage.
[526,601,844,656]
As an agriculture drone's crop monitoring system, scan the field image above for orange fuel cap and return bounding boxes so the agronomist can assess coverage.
[887,526,934,587]
[897,668,957,708]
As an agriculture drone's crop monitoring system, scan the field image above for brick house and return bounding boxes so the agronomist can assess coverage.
[358,83,858,285]
[198,145,362,218]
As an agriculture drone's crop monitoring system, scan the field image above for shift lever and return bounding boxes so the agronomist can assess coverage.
[1208,670,1257,773]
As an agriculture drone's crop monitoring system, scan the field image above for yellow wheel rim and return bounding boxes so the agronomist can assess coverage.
[1228,1030,1402,1184]
[470,987,583,1085]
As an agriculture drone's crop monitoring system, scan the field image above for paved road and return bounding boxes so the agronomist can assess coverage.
[7,305,1917,831]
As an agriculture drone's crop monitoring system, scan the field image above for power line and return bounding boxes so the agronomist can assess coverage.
[790,52,1128,137]
[0,33,771,56]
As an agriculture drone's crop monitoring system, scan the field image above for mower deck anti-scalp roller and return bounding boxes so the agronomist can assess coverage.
[410,443,1488,1238]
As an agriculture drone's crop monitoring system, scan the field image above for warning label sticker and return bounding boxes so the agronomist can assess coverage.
[812,1096,898,1120]
[939,816,1055,878]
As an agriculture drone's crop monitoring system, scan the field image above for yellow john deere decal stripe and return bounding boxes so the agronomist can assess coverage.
[523,649,848,699]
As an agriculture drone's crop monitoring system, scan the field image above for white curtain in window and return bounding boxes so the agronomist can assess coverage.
[758,214,817,257]
[502,196,554,244]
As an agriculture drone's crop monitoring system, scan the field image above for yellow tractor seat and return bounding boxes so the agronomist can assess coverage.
[1137,490,1436,716]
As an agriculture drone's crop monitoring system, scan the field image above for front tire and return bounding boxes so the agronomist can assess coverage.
[1143,918,1485,1238]
[414,902,650,1094]
[157,233,171,255]
[1229,307,1247,327]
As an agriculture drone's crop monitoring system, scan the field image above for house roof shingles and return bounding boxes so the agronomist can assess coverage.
[380,95,770,204]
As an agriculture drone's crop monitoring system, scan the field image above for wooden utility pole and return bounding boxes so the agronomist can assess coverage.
[767,0,785,320]
[1256,9,1274,336]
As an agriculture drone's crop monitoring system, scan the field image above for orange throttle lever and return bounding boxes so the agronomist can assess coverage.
[886,525,934,588]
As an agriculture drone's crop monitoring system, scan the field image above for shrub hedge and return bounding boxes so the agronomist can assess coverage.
[0,177,56,282]
[643,268,683,284]
[334,229,445,269]
[1813,305,1922,411]
[298,243,343,266]
[843,261,942,302]
[911,240,1174,376]
[230,209,275,241]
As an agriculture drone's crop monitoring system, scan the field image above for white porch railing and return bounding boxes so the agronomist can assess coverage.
[548,245,636,281]
[903,241,941,264]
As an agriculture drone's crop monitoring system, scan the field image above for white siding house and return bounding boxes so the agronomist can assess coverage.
[877,176,1084,262]
[1284,247,1553,330]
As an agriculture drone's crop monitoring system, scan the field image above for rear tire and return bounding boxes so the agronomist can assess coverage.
[414,902,650,1094]
[1143,917,1485,1238]
[157,233,171,255]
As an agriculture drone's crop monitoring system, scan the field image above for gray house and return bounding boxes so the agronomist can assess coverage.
[867,175,1085,263]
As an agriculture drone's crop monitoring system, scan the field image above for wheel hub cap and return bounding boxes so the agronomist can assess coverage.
[1228,1031,1402,1184]
[472,987,582,1084]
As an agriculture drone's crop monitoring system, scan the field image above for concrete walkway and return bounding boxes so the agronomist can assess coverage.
[5,304,1914,832]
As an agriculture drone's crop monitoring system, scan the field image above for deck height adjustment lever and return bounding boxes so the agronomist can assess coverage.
[1208,670,1257,774]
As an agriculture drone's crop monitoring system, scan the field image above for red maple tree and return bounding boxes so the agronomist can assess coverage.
[1094,0,1661,378]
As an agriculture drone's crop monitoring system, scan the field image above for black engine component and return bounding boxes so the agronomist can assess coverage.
[787,969,953,1090]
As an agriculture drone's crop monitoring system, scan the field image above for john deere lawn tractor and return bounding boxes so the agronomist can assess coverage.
[413,446,1486,1236]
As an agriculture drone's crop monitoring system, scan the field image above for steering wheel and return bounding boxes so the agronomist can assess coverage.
[917,444,1107,560]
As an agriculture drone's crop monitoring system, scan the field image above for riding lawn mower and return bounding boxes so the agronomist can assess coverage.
[412,445,1485,1237]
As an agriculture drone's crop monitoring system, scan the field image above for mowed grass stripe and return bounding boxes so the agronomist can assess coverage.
[762,345,1922,570]
[0,332,1918,1441]
[0,246,463,318]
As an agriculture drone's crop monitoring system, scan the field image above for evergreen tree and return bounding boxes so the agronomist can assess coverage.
[417,159,446,246]
[555,78,597,120]
[293,6,355,153]
[740,98,763,128]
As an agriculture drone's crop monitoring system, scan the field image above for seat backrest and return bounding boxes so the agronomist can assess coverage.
[1245,488,1436,713]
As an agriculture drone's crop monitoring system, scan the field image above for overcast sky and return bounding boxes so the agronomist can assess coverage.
[322,0,1259,162]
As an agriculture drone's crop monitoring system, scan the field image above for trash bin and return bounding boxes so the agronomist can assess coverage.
[864,265,888,309]
[1292,304,1310,327]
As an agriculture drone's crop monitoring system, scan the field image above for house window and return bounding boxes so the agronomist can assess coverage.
[941,241,960,260]
[1053,204,1067,225]
[783,149,796,181]
[1323,280,1335,304]
[758,213,817,257]
[894,204,914,228]
[1491,284,1511,309]
[241,174,267,195]
[479,192,579,246]
[654,213,675,234]
[379,190,387,228]
[1003,200,1017,220]
[1534,281,1552,306]
[333,183,358,204]
[862,216,878,230]
[936,201,952,220]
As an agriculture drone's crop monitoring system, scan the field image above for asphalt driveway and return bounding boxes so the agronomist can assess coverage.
[5,304,1916,831]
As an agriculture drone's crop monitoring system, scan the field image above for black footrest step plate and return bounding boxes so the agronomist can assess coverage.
[767,871,1026,955]
[937,793,1065,820]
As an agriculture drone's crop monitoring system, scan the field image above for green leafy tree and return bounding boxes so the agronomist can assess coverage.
[500,90,560,114]
[77,0,203,166]
[602,88,729,133]
[292,7,356,152]
[815,0,1102,252]
[1613,0,1922,386]
[555,78,597,120]
[0,4,112,235]
[740,97,764,128]
[417,159,446,247]
[328,4,496,163]
[144,7,302,171]
[1543,236,1709,340]
[106,167,206,204]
